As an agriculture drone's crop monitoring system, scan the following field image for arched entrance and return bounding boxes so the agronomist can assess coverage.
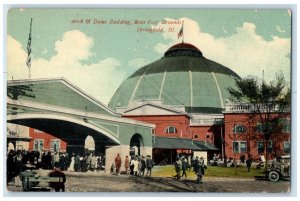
[7,142,15,151]
[85,135,95,155]
[129,134,144,157]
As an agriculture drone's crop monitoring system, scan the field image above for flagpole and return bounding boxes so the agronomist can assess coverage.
[26,18,33,79]
[182,21,184,43]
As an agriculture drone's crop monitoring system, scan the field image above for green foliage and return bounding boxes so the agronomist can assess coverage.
[228,74,289,107]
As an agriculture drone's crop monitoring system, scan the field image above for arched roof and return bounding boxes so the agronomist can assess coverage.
[109,43,240,114]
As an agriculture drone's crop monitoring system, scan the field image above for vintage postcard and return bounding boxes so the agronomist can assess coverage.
[6,8,292,193]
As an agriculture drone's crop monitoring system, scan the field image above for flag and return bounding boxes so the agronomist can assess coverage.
[177,24,183,39]
[26,18,32,70]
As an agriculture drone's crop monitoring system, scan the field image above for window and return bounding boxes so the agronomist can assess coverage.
[165,126,177,134]
[34,139,44,151]
[283,141,290,154]
[206,134,210,139]
[233,124,246,133]
[257,141,264,154]
[282,118,291,133]
[267,140,273,153]
[194,134,198,139]
[51,139,61,152]
[233,141,247,153]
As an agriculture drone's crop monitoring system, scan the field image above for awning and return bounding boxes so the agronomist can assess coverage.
[193,140,219,151]
[153,136,219,151]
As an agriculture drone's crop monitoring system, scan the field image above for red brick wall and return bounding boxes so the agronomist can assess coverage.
[224,113,290,160]
[190,126,214,143]
[29,128,67,152]
[123,115,191,139]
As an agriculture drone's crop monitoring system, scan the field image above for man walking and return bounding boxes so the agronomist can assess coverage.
[141,156,146,176]
[145,155,153,177]
[181,157,188,178]
[174,157,181,180]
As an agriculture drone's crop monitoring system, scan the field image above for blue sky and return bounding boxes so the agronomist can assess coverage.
[7,8,291,105]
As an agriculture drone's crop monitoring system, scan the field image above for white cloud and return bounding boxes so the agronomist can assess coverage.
[152,17,291,84]
[7,35,28,79]
[7,31,125,105]
[128,58,148,69]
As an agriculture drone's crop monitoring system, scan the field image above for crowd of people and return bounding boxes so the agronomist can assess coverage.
[67,152,106,172]
[111,154,154,177]
[173,155,206,183]
[6,149,106,183]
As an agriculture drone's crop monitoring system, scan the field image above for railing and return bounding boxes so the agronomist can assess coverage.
[224,103,290,113]
[190,118,224,126]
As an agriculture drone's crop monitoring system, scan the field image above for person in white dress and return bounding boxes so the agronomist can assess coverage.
[68,155,75,171]
[130,156,139,176]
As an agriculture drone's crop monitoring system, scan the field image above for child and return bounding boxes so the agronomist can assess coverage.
[110,163,115,175]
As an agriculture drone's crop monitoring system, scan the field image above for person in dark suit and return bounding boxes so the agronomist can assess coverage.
[181,157,188,178]
[145,155,153,177]
[48,166,66,192]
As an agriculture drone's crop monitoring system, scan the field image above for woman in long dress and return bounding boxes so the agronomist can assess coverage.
[68,155,75,171]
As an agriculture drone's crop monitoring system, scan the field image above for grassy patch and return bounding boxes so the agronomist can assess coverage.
[152,165,265,179]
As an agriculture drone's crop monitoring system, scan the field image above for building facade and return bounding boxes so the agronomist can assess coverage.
[223,104,291,161]
[28,128,67,153]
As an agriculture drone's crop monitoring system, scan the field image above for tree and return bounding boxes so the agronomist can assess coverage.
[227,73,290,169]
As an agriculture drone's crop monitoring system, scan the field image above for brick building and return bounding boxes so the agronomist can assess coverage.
[28,128,67,153]
[223,104,291,161]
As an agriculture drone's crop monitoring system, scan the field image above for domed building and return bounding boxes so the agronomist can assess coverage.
[109,43,241,164]
[109,43,240,113]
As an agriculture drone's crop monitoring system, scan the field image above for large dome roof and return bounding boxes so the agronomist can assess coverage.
[108,43,240,114]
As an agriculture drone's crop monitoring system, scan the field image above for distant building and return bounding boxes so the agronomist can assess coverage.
[7,123,31,151]
[28,128,67,153]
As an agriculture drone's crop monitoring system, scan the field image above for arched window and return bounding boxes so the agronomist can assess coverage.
[165,126,177,134]
[233,124,246,133]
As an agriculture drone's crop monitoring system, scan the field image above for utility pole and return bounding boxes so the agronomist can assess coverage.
[221,127,224,161]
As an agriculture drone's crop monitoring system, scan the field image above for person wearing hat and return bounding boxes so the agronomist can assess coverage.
[193,156,205,184]
[174,157,181,180]
[140,156,146,176]
[145,155,153,176]
[48,165,66,192]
